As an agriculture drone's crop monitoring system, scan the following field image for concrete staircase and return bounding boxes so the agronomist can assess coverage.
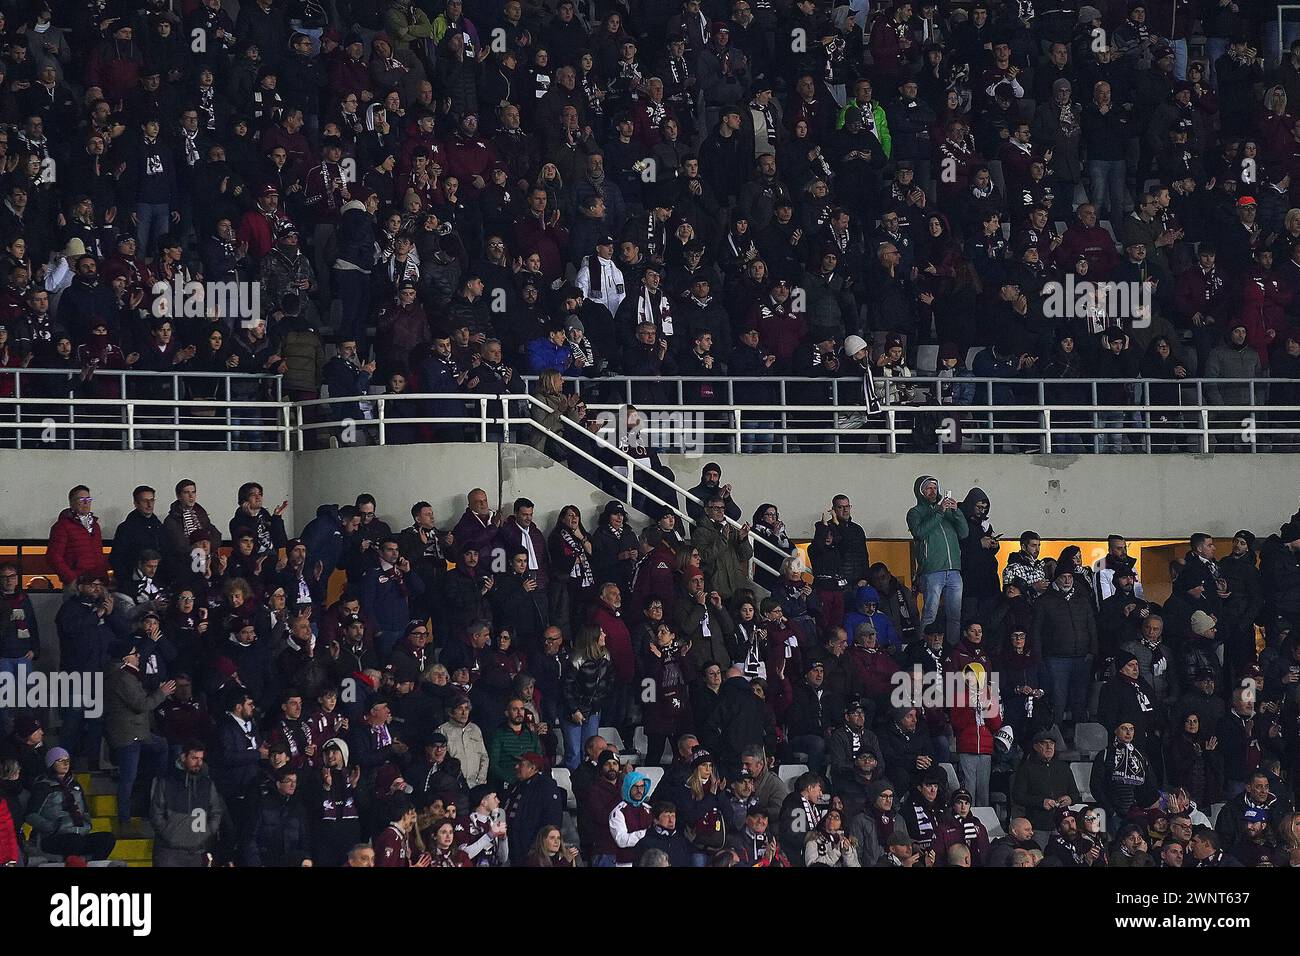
[78,772,155,867]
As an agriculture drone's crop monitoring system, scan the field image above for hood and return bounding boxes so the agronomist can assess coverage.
[959,487,989,520]
[913,475,938,506]
[341,199,367,214]
[855,585,881,607]
[314,503,341,522]
[324,736,350,766]
[622,770,651,806]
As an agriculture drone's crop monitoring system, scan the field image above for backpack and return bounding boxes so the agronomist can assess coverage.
[687,803,727,850]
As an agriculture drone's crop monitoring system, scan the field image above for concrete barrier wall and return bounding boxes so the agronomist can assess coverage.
[5,447,1296,547]
[660,452,1300,541]
[291,444,502,534]
[0,451,293,540]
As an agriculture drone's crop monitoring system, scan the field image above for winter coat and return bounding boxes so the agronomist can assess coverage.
[26,771,92,840]
[439,718,490,788]
[109,510,165,586]
[104,665,169,747]
[933,811,990,865]
[149,760,224,853]
[958,488,1001,599]
[561,653,614,717]
[906,476,968,575]
[1011,753,1080,830]
[1030,585,1099,658]
[47,509,108,585]
[243,792,313,866]
[690,521,753,600]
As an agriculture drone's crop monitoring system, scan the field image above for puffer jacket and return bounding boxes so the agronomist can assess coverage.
[47,509,108,585]
[690,520,754,600]
[561,653,614,717]
[1030,584,1098,658]
[906,475,968,575]
[242,791,313,866]
[26,771,92,839]
[149,759,224,853]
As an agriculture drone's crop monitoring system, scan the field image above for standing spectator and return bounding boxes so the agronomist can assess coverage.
[906,476,968,647]
[150,742,225,867]
[47,485,108,588]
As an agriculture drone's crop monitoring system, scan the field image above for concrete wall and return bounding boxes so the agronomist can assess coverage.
[661,452,1300,541]
[5,446,1296,547]
[291,444,501,533]
[0,451,292,540]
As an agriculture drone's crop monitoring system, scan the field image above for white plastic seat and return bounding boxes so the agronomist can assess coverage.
[599,727,625,752]
[938,761,961,794]
[552,767,576,810]
[638,766,664,797]
[1072,723,1108,759]
[916,344,940,375]
[972,806,1005,840]
[1210,802,1225,827]
[778,763,809,787]
[1070,761,1095,803]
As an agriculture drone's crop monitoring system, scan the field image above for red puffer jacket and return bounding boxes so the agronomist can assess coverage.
[948,691,1004,755]
[47,509,108,585]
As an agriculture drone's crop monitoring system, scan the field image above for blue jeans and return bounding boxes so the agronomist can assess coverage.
[920,570,964,647]
[1045,655,1091,725]
[334,267,372,351]
[563,710,601,769]
[593,853,617,867]
[741,418,777,454]
[1171,38,1188,80]
[135,202,172,256]
[1087,160,1127,222]
[1097,411,1125,454]
[59,705,103,767]
[113,733,169,823]
[1205,37,1229,88]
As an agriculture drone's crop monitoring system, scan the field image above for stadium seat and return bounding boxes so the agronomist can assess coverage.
[972,806,1005,840]
[552,767,575,810]
[778,763,809,787]
[916,344,939,375]
[1070,761,1094,802]
[937,761,961,793]
[599,727,625,752]
[1210,802,1224,827]
[638,766,664,797]
[1072,723,1108,759]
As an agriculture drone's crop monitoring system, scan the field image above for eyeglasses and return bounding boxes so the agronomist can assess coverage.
[78,496,93,503]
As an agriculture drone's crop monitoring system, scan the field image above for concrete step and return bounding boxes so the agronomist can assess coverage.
[109,838,154,862]
[76,772,118,796]
[89,794,118,817]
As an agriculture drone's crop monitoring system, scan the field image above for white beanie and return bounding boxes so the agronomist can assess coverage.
[843,334,869,356]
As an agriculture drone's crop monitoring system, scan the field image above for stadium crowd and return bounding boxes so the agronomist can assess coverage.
[0,472,1299,868]
[0,0,1300,455]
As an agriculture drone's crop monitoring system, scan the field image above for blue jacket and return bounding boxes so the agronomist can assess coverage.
[971,348,1022,405]
[322,355,371,424]
[361,562,425,633]
[55,597,129,673]
[418,352,465,422]
[300,504,349,576]
[843,586,901,648]
[525,338,573,374]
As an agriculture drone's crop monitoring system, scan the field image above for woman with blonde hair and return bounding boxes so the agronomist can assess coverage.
[560,625,612,768]
[525,824,583,866]
[527,368,585,459]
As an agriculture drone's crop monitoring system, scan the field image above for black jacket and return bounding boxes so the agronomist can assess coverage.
[109,510,165,585]
[505,771,565,864]
[243,791,313,866]
[1030,586,1098,658]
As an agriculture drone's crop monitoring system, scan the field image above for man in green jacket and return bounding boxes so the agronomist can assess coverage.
[691,497,754,600]
[104,640,175,827]
[906,475,968,647]
[486,697,543,791]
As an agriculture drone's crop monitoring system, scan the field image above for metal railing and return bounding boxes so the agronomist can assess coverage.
[0,367,286,451]
[3,371,1299,455]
